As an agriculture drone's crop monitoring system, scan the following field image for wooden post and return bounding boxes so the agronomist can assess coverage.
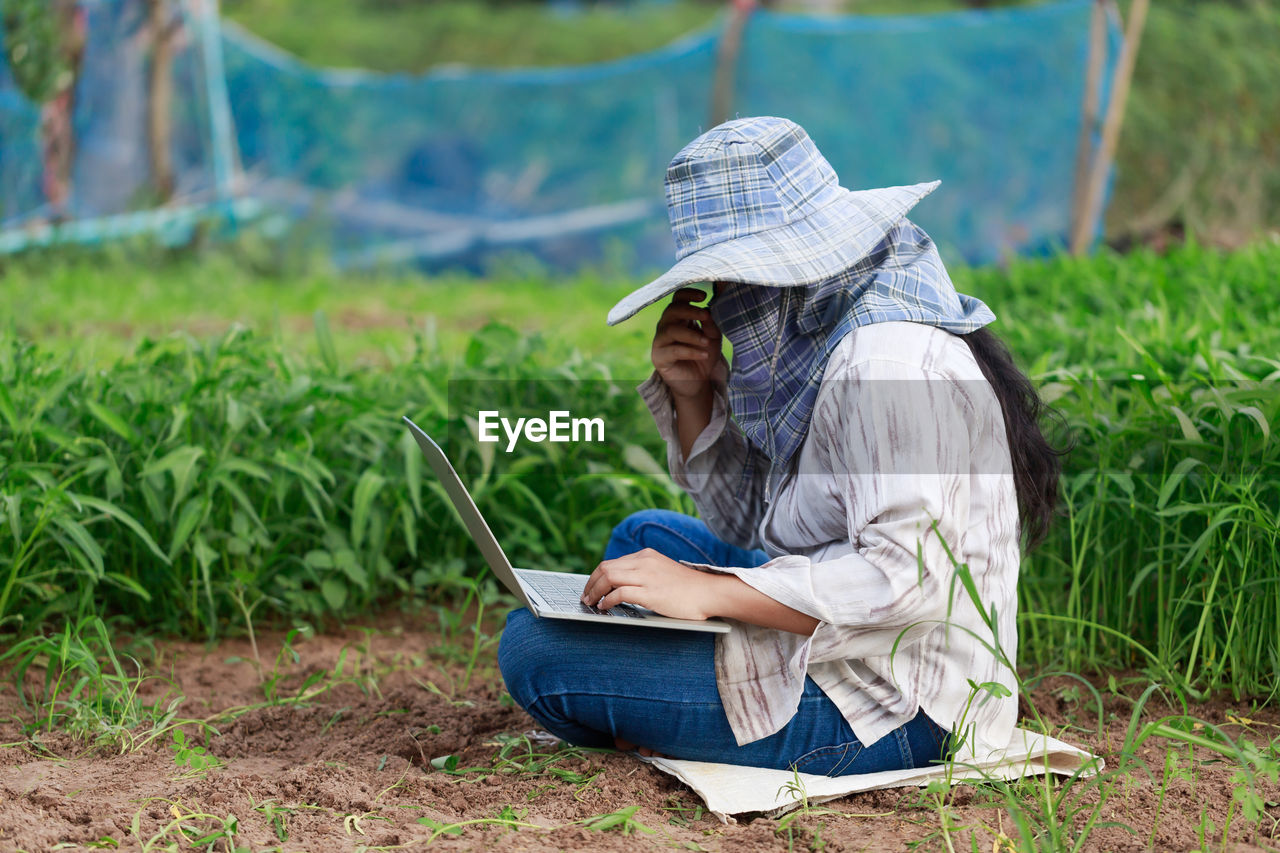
[146,0,177,202]
[39,0,86,219]
[709,0,756,129]
[1069,0,1107,240]
[1070,0,1149,255]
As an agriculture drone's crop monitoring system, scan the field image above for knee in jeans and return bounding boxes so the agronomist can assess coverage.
[497,608,542,709]
[497,608,584,714]
[606,508,680,556]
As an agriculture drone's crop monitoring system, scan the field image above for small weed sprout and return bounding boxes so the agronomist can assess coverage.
[251,798,294,843]
[773,770,892,850]
[261,626,309,705]
[130,798,244,853]
[416,806,543,842]
[661,795,705,828]
[342,810,392,836]
[578,805,656,835]
[169,726,223,777]
[0,616,210,756]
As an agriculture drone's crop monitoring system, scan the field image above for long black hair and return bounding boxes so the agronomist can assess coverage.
[960,327,1069,551]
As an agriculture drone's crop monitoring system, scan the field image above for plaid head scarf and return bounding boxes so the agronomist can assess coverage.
[709,218,994,488]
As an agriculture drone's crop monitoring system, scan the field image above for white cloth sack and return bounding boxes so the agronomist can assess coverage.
[640,727,1100,824]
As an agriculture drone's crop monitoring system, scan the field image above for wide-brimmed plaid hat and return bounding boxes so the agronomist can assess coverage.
[606,116,939,326]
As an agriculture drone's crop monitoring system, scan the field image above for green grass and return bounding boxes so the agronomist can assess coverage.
[0,615,192,752]
[221,0,721,73]
[220,0,1056,74]
[0,243,652,367]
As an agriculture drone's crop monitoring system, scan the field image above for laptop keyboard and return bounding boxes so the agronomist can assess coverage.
[518,571,645,619]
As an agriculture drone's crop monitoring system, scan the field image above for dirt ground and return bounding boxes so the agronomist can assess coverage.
[1,611,1277,852]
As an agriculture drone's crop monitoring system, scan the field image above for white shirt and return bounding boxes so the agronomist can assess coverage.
[638,321,1021,755]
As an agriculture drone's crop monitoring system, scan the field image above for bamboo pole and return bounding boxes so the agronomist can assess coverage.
[146,0,176,202]
[1069,0,1107,239]
[1070,0,1149,255]
[709,0,756,129]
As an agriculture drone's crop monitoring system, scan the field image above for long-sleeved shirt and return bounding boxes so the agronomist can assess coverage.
[639,320,1021,756]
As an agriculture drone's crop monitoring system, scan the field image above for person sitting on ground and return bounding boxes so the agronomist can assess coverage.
[498,116,1063,776]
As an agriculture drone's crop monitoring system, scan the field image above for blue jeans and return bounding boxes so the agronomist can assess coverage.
[497,509,950,775]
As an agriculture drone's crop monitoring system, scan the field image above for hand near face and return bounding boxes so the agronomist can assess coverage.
[650,286,727,400]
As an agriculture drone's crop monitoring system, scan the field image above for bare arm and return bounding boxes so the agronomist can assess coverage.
[673,384,715,462]
[701,571,819,635]
[580,549,818,636]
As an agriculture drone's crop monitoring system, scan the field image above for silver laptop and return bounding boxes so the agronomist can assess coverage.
[403,417,730,633]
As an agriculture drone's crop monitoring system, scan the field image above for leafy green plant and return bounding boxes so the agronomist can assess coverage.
[0,312,684,641]
[169,726,223,777]
[1,0,69,103]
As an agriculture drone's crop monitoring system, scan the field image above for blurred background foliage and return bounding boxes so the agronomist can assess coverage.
[221,0,1280,249]
[0,0,71,102]
[1115,0,1279,248]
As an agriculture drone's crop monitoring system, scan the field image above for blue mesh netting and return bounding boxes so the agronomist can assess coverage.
[736,3,1115,262]
[0,46,44,222]
[0,0,1118,268]
[70,0,219,216]
[221,22,718,269]
[0,0,219,226]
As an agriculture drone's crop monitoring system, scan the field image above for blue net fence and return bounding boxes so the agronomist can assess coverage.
[0,0,1118,270]
[222,22,718,270]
